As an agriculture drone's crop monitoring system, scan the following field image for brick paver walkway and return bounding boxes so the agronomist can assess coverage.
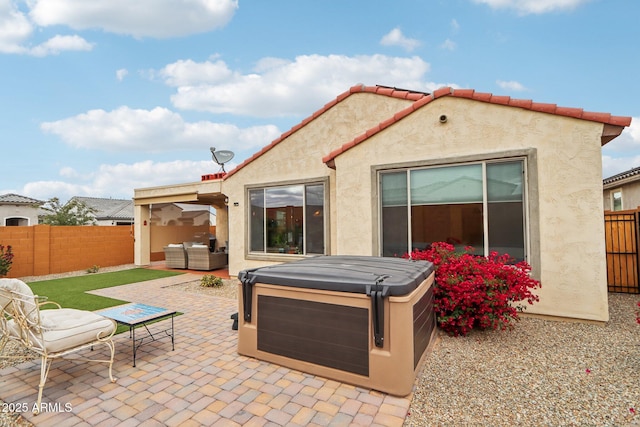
[0,274,412,426]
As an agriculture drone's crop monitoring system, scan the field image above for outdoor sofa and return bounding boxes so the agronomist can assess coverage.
[163,244,188,269]
[187,245,228,271]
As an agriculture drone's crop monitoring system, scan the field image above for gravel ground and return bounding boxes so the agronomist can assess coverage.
[405,293,640,427]
[2,266,640,426]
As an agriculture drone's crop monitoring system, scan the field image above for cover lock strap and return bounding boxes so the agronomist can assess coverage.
[241,278,253,322]
[369,275,389,348]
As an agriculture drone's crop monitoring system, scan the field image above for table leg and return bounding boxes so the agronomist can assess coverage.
[132,326,137,367]
[171,315,175,351]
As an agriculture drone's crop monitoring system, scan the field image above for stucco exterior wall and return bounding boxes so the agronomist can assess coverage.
[332,96,608,321]
[222,92,413,275]
[603,181,640,211]
[0,205,39,226]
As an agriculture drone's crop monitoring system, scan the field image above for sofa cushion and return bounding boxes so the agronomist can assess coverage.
[36,309,116,354]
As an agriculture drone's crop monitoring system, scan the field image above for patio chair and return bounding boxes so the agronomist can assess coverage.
[187,245,228,271]
[0,278,116,414]
[163,244,188,269]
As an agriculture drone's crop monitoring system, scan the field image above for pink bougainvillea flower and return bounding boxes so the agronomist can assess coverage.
[404,242,541,336]
[585,369,591,374]
[630,407,636,414]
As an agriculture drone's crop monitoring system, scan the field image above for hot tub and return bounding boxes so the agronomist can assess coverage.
[237,255,436,396]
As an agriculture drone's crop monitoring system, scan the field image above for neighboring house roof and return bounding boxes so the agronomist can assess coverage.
[0,193,43,205]
[603,166,640,188]
[71,196,134,221]
[222,85,632,178]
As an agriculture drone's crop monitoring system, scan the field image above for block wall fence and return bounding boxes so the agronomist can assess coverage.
[0,224,219,278]
[0,225,135,278]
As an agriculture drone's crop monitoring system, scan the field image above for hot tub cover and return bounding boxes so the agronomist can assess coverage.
[238,255,434,297]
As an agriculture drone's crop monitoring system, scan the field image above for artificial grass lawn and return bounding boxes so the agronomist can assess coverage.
[26,268,184,334]
[27,268,183,310]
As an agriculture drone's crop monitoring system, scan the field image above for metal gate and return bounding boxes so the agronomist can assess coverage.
[604,209,640,293]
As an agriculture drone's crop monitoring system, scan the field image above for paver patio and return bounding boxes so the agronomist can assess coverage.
[0,273,412,426]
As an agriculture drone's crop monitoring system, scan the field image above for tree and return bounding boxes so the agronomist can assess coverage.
[39,197,98,226]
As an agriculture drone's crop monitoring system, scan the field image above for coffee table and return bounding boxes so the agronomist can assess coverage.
[96,303,176,367]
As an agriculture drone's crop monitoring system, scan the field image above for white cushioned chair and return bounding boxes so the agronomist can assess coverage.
[0,278,116,414]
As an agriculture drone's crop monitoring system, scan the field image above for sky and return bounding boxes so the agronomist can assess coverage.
[1,0,639,203]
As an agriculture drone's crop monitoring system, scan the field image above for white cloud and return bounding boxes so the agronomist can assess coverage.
[380,28,421,52]
[116,68,128,81]
[629,117,640,142]
[40,106,281,152]
[451,19,460,33]
[158,58,234,87]
[20,159,219,201]
[30,34,93,56]
[22,180,93,202]
[92,160,220,195]
[471,0,591,14]
[165,54,434,117]
[0,0,33,54]
[0,0,91,56]
[440,39,457,51]
[602,154,640,180]
[601,118,639,178]
[28,0,238,38]
[1,0,238,55]
[496,79,527,91]
[602,117,640,153]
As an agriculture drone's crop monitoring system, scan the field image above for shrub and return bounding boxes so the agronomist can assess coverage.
[0,244,14,277]
[636,302,640,325]
[201,275,224,288]
[86,265,100,274]
[405,242,541,336]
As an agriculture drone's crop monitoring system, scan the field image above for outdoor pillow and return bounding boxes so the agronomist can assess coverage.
[0,278,38,324]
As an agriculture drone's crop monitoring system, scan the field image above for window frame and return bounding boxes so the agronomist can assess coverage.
[611,189,623,211]
[372,150,538,273]
[245,177,329,261]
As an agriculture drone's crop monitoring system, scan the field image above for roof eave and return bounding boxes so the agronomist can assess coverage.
[601,123,626,146]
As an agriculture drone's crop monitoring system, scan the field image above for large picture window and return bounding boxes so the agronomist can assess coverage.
[380,160,526,261]
[249,183,325,255]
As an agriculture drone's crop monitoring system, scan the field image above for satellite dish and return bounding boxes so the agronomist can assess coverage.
[210,147,234,172]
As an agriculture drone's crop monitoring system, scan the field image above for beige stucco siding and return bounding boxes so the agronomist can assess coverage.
[0,205,39,226]
[604,181,640,211]
[222,92,414,275]
[332,96,608,321]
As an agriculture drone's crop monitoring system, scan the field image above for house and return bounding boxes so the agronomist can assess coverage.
[133,85,632,322]
[0,193,43,226]
[150,203,214,227]
[71,196,135,226]
[603,166,640,211]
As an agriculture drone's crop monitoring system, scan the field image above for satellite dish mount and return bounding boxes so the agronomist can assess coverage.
[210,147,234,173]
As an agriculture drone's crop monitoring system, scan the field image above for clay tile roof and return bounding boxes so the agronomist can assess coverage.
[221,85,632,176]
[322,86,633,166]
[224,84,430,179]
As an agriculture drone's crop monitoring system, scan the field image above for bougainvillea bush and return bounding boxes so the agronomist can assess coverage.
[0,244,14,277]
[405,242,541,336]
[636,302,640,325]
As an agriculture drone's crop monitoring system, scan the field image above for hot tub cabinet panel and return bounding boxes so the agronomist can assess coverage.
[258,295,370,376]
[237,256,436,396]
